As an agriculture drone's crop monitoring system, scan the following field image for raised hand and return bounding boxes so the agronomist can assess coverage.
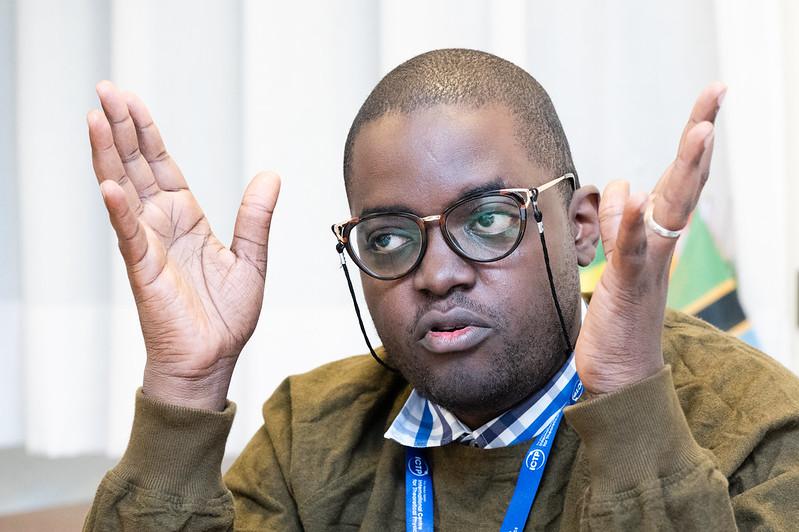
[575,83,726,395]
[88,81,280,410]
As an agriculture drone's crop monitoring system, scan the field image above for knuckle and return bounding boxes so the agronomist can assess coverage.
[121,146,142,164]
[241,199,274,218]
[147,149,170,164]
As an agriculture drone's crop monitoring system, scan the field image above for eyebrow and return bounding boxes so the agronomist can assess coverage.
[359,177,509,217]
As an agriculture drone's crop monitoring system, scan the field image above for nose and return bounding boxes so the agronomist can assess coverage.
[412,227,477,297]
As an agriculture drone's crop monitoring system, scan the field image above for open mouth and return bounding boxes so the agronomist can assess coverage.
[427,325,472,340]
[414,308,494,353]
[420,324,492,353]
[431,325,467,333]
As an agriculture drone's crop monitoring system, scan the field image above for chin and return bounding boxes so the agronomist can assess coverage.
[384,321,567,415]
[399,349,528,415]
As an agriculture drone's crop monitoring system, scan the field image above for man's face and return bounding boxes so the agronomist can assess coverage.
[348,104,583,424]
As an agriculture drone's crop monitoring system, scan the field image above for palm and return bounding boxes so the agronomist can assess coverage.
[134,191,264,374]
[576,236,667,392]
[574,83,724,394]
[88,81,280,385]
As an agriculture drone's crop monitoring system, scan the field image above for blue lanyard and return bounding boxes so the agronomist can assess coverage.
[405,374,583,532]
[405,446,434,531]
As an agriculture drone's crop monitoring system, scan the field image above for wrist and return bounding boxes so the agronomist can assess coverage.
[142,361,234,411]
[583,360,665,395]
[576,338,665,395]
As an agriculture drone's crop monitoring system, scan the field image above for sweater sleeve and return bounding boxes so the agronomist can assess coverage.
[83,389,237,532]
[83,382,306,531]
[563,365,738,530]
[223,378,304,531]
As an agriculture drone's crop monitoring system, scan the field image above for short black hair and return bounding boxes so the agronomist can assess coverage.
[343,48,579,202]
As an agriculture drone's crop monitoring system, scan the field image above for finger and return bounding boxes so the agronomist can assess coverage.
[654,121,714,232]
[100,180,167,287]
[96,81,160,199]
[696,127,715,189]
[597,180,629,260]
[231,171,282,278]
[124,91,189,192]
[612,192,649,277]
[88,109,144,215]
[677,82,726,157]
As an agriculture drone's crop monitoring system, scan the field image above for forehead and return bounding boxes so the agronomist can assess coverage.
[348,104,545,216]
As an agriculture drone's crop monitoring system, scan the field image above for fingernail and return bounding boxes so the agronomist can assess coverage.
[717,88,727,108]
[704,128,715,149]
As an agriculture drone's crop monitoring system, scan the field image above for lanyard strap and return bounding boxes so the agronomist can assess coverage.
[406,446,435,531]
[405,374,583,532]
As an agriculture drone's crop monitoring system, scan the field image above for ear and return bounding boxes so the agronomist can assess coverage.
[568,185,600,267]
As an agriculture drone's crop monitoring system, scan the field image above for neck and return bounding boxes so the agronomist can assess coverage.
[457,410,504,431]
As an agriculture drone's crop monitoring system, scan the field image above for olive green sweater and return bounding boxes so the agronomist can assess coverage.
[84,311,799,530]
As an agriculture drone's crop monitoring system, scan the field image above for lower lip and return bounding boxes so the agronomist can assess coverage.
[419,326,492,353]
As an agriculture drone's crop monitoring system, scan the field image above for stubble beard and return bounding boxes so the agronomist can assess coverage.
[380,279,580,422]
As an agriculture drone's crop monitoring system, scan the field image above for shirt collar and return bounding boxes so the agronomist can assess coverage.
[384,301,585,450]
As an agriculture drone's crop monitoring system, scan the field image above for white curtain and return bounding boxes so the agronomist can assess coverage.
[2,0,797,458]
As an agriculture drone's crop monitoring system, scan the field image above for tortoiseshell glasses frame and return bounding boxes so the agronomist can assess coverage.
[331,173,575,280]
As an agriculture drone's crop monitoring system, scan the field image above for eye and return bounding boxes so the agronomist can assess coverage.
[467,209,518,236]
[367,231,412,253]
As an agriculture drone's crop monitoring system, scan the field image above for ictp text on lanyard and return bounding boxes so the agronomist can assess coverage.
[404,371,583,532]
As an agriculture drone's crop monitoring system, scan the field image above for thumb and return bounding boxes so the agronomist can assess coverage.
[231,171,281,277]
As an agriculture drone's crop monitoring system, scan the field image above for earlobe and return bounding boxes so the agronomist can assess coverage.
[568,185,601,267]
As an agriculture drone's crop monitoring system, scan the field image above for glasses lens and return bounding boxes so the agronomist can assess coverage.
[350,215,423,278]
[445,195,523,261]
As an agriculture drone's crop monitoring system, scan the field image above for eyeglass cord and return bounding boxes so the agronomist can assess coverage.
[335,195,574,373]
[535,224,574,352]
[337,243,399,372]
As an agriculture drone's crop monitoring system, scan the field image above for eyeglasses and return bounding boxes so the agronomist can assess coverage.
[331,173,575,280]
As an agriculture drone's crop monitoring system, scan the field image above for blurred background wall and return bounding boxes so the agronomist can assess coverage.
[0,0,797,516]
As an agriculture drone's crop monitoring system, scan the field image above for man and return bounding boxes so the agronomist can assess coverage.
[83,49,799,530]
